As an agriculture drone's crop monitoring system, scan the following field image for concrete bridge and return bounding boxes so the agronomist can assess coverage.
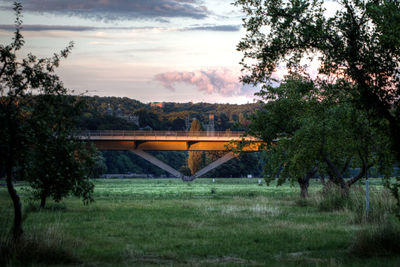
[79,130,263,181]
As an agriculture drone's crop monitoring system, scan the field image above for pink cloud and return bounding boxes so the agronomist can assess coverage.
[154,68,248,96]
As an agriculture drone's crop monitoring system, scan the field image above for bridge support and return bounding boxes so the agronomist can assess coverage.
[184,152,236,181]
[131,150,236,181]
[131,149,183,179]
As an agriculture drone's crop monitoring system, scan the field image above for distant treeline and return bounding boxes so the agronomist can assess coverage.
[77,96,263,177]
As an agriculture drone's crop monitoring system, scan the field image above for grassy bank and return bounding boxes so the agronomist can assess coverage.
[1,178,399,266]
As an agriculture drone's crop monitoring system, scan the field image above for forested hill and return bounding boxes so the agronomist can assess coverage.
[77,96,261,131]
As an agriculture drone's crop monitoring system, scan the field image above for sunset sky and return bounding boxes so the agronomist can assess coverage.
[0,0,262,104]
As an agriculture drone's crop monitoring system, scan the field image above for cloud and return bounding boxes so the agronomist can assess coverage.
[154,68,255,97]
[0,24,240,32]
[0,0,209,20]
[183,25,240,32]
[0,24,152,32]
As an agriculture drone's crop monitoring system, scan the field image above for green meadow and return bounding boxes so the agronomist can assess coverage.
[1,178,400,266]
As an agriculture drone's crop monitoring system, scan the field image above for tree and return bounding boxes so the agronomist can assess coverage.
[0,3,95,239]
[26,122,98,208]
[187,119,204,175]
[234,0,400,163]
[249,74,394,197]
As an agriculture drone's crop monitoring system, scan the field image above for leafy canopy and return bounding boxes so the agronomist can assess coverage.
[235,0,400,159]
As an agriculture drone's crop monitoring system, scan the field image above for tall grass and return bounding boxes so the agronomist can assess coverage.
[316,183,396,224]
[2,178,400,265]
[350,220,400,257]
[348,186,396,224]
[0,221,78,265]
[314,182,400,257]
[316,183,350,212]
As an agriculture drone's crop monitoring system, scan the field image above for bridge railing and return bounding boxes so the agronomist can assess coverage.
[77,130,246,138]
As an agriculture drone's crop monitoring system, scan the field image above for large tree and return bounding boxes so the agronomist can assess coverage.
[234,0,400,162]
[0,3,95,239]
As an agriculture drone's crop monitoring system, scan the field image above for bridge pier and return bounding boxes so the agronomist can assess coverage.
[184,152,236,181]
[131,149,183,179]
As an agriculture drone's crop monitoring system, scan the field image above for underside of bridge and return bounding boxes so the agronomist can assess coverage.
[93,140,261,181]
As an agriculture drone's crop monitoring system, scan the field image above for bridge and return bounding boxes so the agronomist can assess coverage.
[79,130,263,181]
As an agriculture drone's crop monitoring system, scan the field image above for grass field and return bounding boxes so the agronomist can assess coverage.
[1,178,400,266]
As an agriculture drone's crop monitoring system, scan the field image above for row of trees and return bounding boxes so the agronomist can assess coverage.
[235,0,400,199]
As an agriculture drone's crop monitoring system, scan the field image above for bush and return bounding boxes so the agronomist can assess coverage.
[350,220,400,257]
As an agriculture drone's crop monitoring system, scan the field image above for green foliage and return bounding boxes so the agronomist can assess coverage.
[248,73,394,196]
[24,95,98,207]
[235,0,400,197]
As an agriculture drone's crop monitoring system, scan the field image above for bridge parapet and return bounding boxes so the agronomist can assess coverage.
[77,130,260,142]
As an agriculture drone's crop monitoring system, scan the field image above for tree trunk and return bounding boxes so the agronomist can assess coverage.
[297,166,318,198]
[5,111,23,240]
[319,174,326,186]
[346,163,373,187]
[298,178,309,198]
[323,156,349,196]
[40,192,47,209]
[6,159,23,241]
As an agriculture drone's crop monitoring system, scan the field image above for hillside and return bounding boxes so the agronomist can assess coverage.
[77,96,261,131]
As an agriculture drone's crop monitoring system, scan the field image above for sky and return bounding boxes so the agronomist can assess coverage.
[0,0,262,104]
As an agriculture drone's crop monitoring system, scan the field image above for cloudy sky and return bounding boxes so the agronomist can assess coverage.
[0,0,264,104]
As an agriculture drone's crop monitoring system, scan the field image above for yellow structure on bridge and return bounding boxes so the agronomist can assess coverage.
[79,130,263,181]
